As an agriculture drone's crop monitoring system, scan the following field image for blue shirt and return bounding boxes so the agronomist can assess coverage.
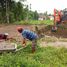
[22,29,38,40]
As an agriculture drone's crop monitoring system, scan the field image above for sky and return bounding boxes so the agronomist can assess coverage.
[16,0,67,14]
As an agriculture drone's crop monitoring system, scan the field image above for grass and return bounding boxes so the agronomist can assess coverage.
[14,20,53,25]
[0,44,67,67]
[0,20,67,67]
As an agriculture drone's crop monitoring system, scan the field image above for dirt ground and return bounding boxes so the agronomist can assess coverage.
[0,24,67,48]
[0,24,35,42]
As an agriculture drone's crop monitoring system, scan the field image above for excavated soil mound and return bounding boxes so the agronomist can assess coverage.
[45,24,67,38]
[35,24,67,38]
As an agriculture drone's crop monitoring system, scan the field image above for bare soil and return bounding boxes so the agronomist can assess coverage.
[0,24,35,43]
[0,24,67,47]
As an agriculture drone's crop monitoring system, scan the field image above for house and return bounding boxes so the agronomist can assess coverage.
[48,15,54,20]
[38,13,46,20]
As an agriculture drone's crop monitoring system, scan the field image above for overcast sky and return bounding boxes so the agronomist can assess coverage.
[16,0,67,14]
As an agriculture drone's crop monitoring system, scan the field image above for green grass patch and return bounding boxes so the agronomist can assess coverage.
[14,20,53,25]
[0,44,67,67]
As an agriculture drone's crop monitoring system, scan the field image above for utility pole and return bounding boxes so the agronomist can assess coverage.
[30,4,31,11]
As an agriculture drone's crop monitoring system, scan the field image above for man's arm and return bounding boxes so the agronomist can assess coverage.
[22,38,26,47]
[6,36,17,42]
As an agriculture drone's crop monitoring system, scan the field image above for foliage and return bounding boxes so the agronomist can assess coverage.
[14,20,53,25]
[0,44,67,67]
[33,11,39,20]
[0,0,39,23]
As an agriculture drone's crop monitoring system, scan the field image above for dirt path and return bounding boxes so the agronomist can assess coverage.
[40,41,67,48]
[40,35,67,48]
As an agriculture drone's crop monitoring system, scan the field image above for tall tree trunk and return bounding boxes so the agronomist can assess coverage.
[6,0,9,23]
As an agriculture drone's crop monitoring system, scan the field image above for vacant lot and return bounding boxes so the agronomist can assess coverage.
[0,24,67,46]
[0,24,67,67]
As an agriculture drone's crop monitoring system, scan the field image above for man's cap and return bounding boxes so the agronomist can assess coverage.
[17,27,23,31]
[4,33,9,36]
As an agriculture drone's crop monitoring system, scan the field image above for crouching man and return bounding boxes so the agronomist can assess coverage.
[17,27,38,53]
[0,33,9,41]
[0,33,15,42]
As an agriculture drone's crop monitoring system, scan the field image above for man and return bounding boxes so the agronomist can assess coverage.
[0,33,15,42]
[0,33,9,41]
[17,27,38,53]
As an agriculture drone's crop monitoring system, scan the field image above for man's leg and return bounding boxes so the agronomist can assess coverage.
[32,39,37,53]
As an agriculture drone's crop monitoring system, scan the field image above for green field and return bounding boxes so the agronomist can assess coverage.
[14,20,53,25]
[0,20,67,67]
[0,44,67,67]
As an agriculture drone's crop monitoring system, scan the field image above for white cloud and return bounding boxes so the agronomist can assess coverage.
[16,0,67,14]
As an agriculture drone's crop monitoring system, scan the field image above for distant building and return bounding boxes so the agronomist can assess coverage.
[38,18,44,20]
[48,15,54,20]
[38,13,46,20]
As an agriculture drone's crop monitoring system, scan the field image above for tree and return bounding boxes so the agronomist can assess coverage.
[0,0,26,23]
[0,0,12,23]
[33,11,39,20]
[0,0,39,24]
[44,11,49,20]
